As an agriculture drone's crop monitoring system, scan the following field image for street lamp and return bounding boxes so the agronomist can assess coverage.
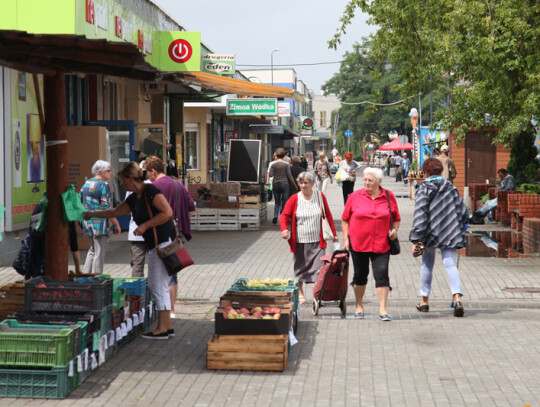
[271,48,279,85]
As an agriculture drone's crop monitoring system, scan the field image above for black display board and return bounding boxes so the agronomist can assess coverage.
[227,139,261,183]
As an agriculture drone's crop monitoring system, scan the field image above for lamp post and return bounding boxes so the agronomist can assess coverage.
[271,48,279,85]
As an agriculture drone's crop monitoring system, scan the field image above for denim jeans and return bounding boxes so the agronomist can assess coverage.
[478,198,497,215]
[273,182,290,217]
[419,247,462,297]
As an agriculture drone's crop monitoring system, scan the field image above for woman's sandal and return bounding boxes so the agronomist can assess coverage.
[299,294,306,304]
[416,304,429,312]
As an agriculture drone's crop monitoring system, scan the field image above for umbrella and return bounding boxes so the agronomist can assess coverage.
[378,138,414,151]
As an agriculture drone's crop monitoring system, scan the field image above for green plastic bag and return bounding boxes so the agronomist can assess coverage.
[62,184,86,222]
[35,194,48,233]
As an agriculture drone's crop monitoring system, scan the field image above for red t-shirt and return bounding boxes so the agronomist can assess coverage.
[341,187,401,253]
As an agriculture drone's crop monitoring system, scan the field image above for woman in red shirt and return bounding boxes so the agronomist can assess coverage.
[342,167,401,321]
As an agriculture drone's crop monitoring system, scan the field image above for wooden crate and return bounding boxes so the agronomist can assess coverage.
[207,334,288,372]
[210,196,239,209]
[0,283,25,321]
[220,291,293,309]
[239,195,261,209]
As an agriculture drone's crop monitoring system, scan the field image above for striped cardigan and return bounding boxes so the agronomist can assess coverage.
[409,178,469,249]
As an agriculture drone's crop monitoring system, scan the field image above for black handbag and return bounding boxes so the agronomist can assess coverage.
[386,190,401,255]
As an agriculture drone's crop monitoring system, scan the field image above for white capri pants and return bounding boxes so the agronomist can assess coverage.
[146,241,172,311]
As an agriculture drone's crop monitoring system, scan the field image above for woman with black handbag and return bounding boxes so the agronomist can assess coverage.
[341,167,401,321]
[410,158,469,317]
[83,162,176,339]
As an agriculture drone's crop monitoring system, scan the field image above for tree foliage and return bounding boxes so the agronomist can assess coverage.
[330,0,540,178]
[323,40,414,158]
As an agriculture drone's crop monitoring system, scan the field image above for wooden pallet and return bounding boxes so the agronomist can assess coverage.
[207,334,288,371]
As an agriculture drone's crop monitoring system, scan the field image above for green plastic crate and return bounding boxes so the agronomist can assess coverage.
[2,319,87,357]
[113,287,126,309]
[0,321,75,368]
[0,364,71,399]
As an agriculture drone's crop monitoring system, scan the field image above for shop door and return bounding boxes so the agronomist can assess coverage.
[86,120,134,230]
[465,132,496,184]
[134,124,167,163]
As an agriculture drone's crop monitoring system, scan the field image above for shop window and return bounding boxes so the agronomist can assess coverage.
[185,124,199,170]
[320,111,327,128]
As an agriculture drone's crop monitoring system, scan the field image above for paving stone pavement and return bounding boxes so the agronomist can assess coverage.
[1,174,540,406]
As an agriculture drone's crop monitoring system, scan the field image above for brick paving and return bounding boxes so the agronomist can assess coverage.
[1,174,540,406]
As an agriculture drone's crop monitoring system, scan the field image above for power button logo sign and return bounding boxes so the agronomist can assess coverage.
[168,39,193,64]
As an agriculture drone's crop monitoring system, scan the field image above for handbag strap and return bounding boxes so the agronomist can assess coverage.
[385,189,393,231]
[143,188,159,248]
[317,192,327,220]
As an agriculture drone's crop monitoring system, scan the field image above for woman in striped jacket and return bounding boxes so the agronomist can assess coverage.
[409,158,469,317]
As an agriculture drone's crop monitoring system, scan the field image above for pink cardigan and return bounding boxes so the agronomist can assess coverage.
[280,192,337,253]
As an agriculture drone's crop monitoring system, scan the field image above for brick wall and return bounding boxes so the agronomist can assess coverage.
[468,183,495,212]
[188,183,205,201]
[523,218,540,254]
[518,194,540,218]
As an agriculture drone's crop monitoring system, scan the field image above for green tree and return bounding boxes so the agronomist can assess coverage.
[323,40,414,158]
[330,0,540,180]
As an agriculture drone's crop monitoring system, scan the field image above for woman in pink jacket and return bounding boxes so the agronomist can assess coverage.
[280,171,338,304]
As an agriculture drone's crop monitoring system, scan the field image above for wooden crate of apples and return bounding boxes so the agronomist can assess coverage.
[214,305,292,335]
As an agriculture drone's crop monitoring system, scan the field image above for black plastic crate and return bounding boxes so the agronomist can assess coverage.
[25,277,112,313]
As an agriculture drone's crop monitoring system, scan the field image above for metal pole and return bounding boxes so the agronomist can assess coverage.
[271,48,279,86]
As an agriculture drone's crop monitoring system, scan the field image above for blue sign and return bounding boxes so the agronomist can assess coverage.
[345,129,352,138]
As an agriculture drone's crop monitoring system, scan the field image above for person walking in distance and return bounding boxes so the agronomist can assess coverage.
[145,156,196,319]
[314,152,333,195]
[437,145,457,182]
[268,148,298,224]
[339,152,361,204]
[80,160,121,274]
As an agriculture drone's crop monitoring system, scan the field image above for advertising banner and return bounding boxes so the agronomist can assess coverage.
[157,31,201,72]
[202,54,235,75]
[278,102,291,117]
[419,127,447,165]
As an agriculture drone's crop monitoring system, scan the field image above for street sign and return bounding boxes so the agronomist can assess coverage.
[249,124,284,134]
[226,99,277,116]
[399,135,408,144]
[345,129,352,138]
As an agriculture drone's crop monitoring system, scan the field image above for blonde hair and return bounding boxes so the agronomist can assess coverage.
[117,162,147,182]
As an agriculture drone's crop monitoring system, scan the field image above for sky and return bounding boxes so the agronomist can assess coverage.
[151,0,376,94]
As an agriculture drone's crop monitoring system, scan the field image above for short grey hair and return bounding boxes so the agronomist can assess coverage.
[92,160,111,175]
[297,171,315,184]
[363,167,384,182]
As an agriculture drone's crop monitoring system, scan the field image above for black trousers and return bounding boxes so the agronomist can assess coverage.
[349,249,391,288]
[342,181,355,204]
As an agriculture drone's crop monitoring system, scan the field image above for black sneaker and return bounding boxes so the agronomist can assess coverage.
[141,331,169,340]
[168,329,175,337]
[272,217,278,224]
